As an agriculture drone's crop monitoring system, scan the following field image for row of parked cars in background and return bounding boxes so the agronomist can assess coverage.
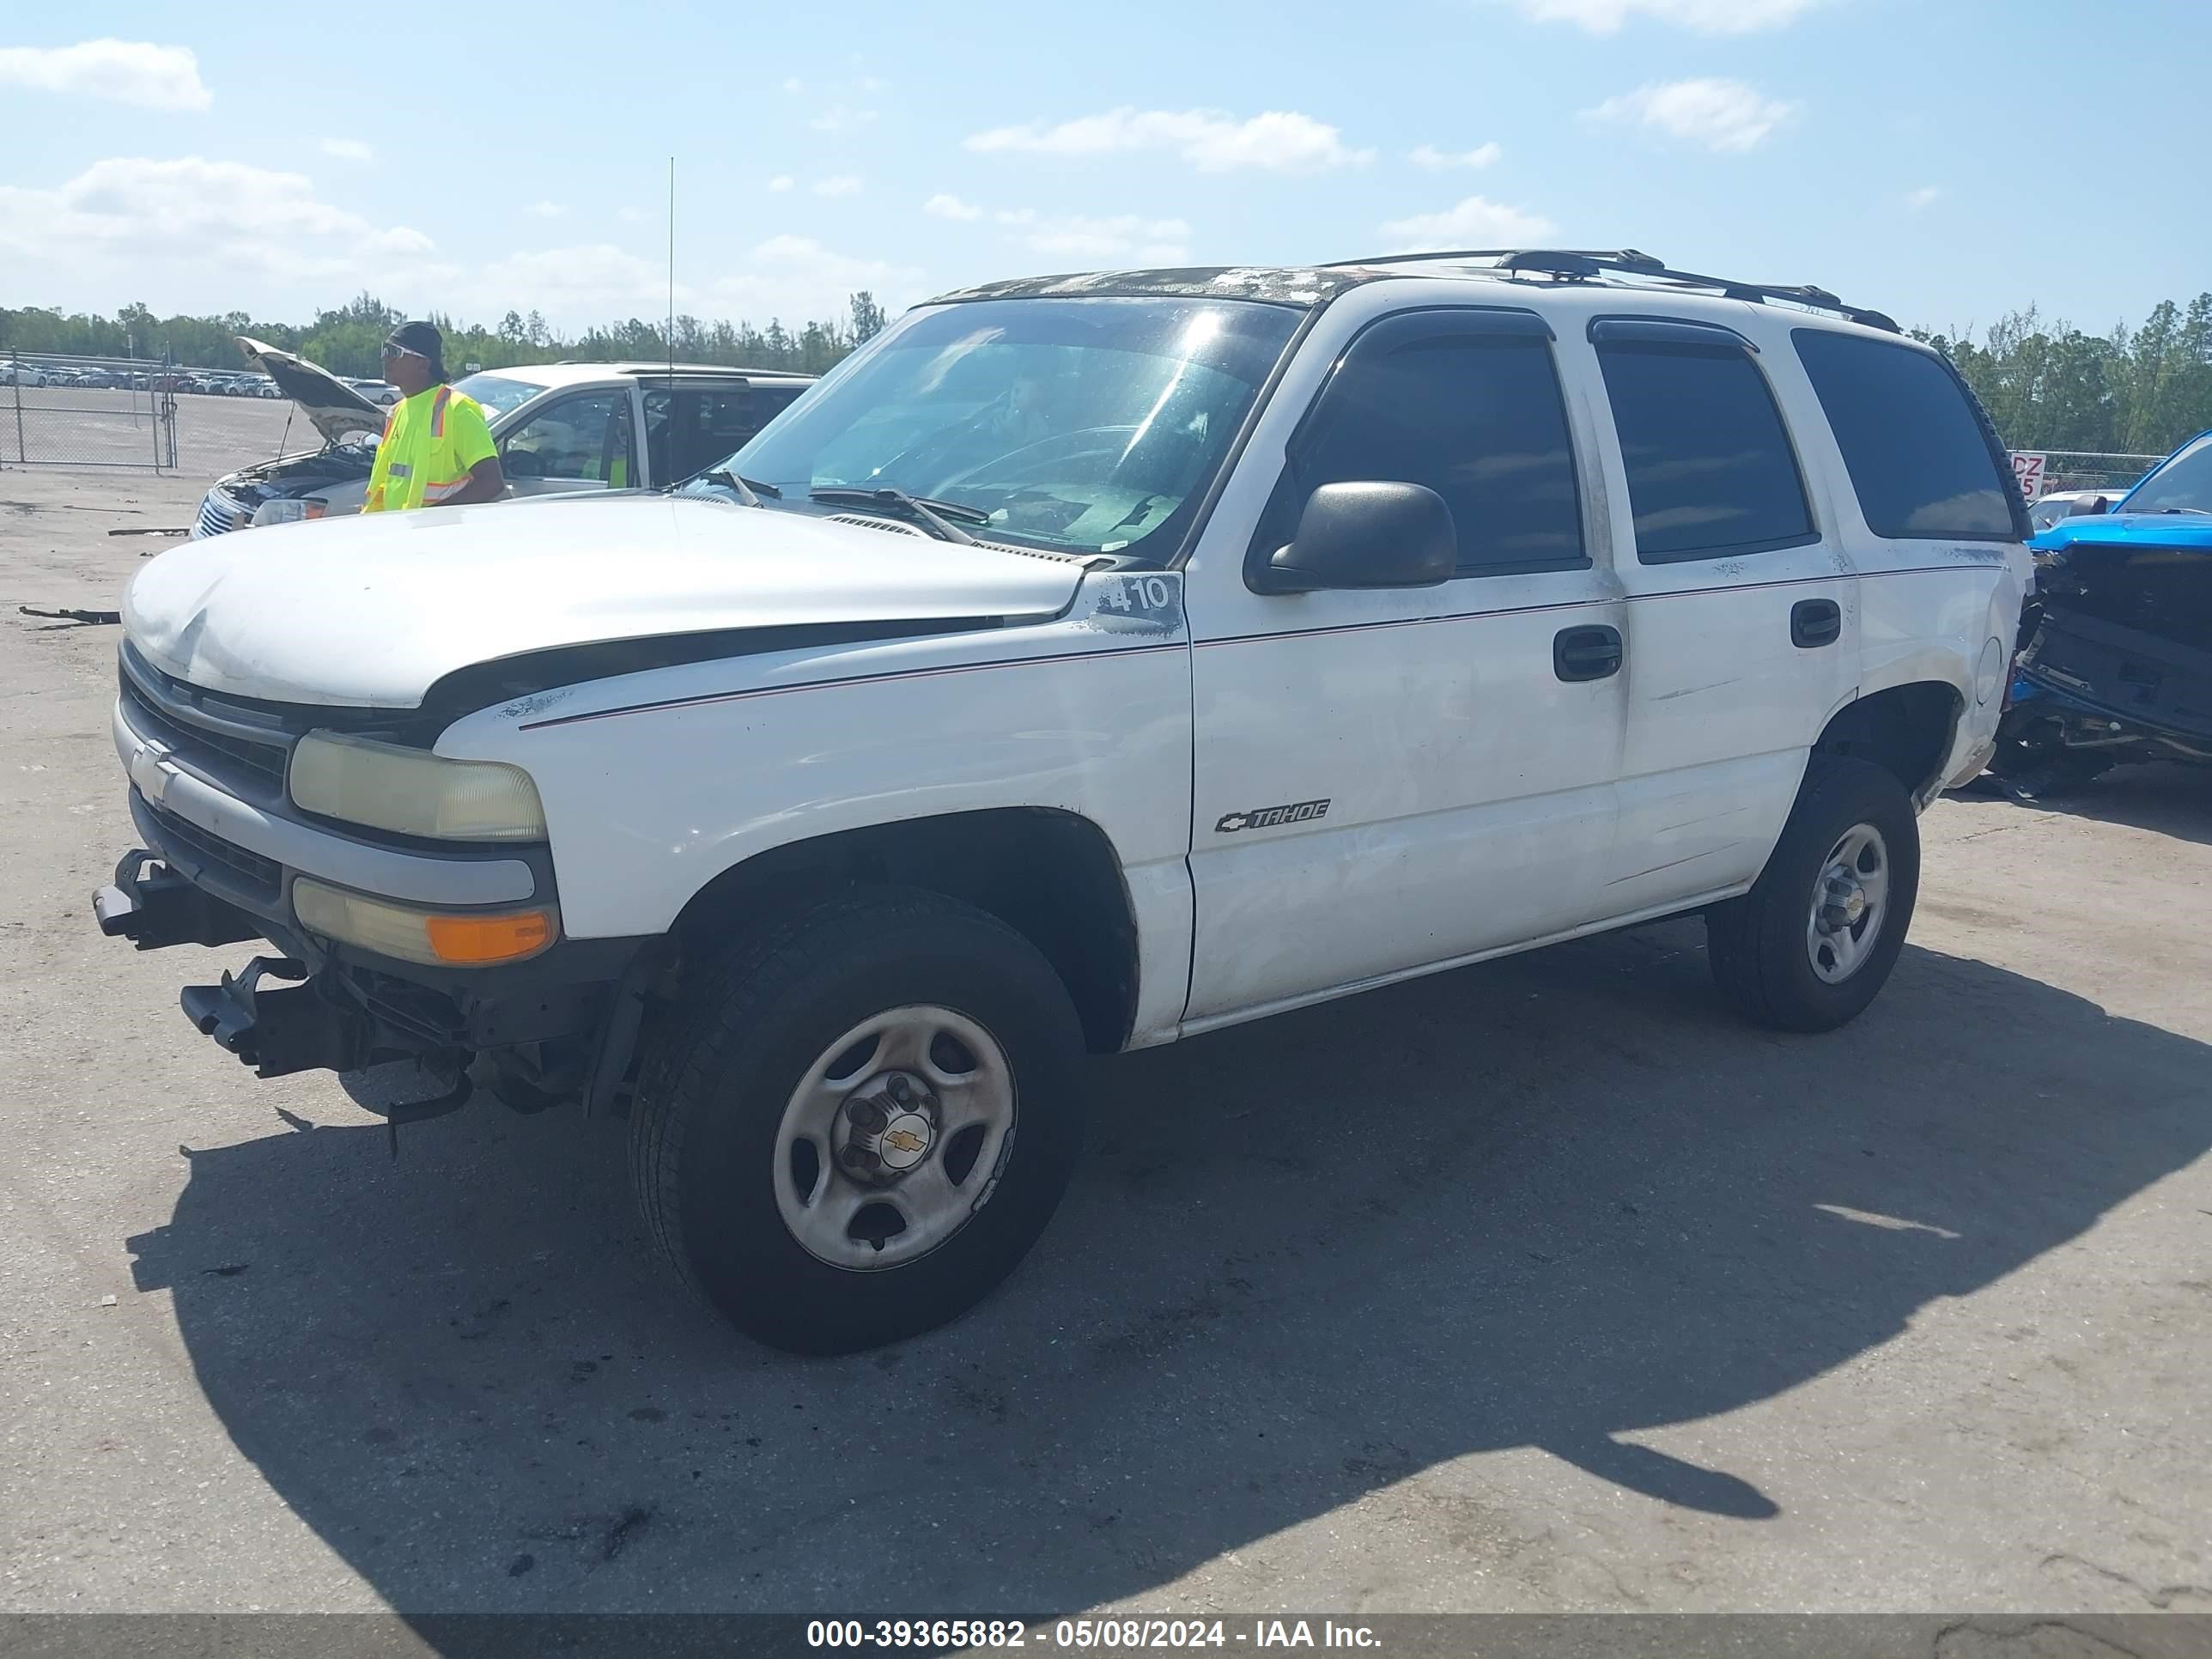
[0,360,402,404]
[2,362,154,390]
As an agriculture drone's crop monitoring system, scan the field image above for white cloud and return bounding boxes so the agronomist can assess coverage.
[1905,185,1942,210]
[712,234,925,325]
[813,174,863,198]
[809,104,879,133]
[449,235,921,331]
[924,193,985,222]
[525,199,568,219]
[0,39,210,110]
[1582,78,1796,152]
[1494,0,1819,32]
[767,174,795,193]
[319,138,374,163]
[992,209,1191,264]
[470,243,668,311]
[0,155,441,291]
[781,76,803,93]
[1410,142,1503,170]
[1376,195,1559,252]
[966,106,1371,173]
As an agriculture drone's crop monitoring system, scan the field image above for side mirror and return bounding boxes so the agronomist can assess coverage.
[2081,495,2113,515]
[1256,481,1456,594]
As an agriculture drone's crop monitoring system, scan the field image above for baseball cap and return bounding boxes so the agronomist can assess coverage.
[382,320,443,362]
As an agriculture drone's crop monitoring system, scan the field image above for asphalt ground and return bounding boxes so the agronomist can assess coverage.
[3,466,2209,1625]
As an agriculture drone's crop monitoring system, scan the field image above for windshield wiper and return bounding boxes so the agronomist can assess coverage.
[680,469,781,507]
[808,485,988,545]
[2136,506,2211,515]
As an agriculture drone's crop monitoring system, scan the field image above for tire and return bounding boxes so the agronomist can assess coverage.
[1706,755,1920,1033]
[628,887,1085,1354]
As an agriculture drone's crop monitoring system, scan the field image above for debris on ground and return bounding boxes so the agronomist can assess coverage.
[19,605,122,625]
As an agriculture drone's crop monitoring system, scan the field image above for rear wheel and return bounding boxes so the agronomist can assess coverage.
[628,888,1085,1354]
[1707,756,1920,1033]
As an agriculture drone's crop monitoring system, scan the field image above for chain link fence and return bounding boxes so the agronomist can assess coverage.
[2014,447,2167,495]
[3,352,179,470]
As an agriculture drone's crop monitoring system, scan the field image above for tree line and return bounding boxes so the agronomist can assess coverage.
[0,291,890,380]
[1914,293,2212,459]
[6,287,2209,459]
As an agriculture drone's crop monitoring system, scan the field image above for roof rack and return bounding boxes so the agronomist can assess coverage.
[1322,247,1899,333]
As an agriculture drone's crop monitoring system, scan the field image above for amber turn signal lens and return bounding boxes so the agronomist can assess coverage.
[425,909,556,964]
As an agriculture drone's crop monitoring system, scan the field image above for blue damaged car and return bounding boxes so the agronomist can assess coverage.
[1990,428,2212,797]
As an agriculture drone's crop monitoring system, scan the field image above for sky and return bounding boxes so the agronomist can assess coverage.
[1,0,2206,343]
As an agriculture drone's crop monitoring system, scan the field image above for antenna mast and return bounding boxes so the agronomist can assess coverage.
[666,156,677,380]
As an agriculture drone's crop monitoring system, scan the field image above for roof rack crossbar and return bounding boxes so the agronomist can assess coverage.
[1322,248,1899,332]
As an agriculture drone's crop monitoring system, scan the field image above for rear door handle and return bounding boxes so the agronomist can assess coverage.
[1553,624,1622,682]
[1792,598,1842,648]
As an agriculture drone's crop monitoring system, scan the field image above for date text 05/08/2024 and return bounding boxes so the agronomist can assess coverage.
[806,1619,1382,1650]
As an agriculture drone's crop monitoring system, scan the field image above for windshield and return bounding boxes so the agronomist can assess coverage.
[2119,433,2212,514]
[718,296,1304,556]
[453,372,553,421]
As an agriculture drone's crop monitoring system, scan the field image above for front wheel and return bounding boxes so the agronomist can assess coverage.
[1707,756,1921,1033]
[628,888,1085,1354]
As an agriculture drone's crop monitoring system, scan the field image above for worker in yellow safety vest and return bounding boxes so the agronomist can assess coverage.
[362,321,506,512]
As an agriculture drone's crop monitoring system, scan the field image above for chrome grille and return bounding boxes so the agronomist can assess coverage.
[194,489,249,538]
[119,666,291,795]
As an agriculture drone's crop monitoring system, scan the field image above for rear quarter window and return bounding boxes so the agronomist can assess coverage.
[1595,341,1816,564]
[1792,329,2024,542]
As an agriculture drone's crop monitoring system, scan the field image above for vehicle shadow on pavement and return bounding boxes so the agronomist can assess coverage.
[126,920,2212,1619]
[1955,763,2212,848]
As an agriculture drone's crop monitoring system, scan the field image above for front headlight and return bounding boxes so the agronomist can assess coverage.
[289,731,548,841]
[249,497,329,528]
[293,878,556,966]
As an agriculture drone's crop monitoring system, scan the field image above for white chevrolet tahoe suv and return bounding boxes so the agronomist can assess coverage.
[96,251,2032,1354]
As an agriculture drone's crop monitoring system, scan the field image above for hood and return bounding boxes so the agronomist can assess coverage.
[234,335,386,446]
[2030,512,2212,556]
[123,495,1086,710]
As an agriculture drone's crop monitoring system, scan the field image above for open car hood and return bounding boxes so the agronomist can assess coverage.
[234,335,386,446]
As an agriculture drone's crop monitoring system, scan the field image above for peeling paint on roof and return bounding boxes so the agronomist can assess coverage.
[926,265,1393,307]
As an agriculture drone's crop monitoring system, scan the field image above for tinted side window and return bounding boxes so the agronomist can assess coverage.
[1596,343,1814,562]
[1793,330,2025,541]
[646,386,791,483]
[1273,329,1585,575]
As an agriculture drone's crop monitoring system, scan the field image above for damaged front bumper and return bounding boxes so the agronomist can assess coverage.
[98,659,660,1139]
[94,840,651,1120]
[2002,609,2212,768]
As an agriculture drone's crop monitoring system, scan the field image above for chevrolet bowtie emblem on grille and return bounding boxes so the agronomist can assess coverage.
[1215,799,1331,835]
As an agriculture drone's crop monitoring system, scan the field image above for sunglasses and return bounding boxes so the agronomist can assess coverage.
[381,341,428,361]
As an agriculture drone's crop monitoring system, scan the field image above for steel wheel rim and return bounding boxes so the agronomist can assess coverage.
[1806,822,1890,985]
[773,1004,1016,1271]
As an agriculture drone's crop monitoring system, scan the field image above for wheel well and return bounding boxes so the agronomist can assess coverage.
[1814,683,1961,800]
[668,809,1140,1054]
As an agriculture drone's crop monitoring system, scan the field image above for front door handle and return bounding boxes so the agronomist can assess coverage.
[1792,598,1843,649]
[1554,624,1623,683]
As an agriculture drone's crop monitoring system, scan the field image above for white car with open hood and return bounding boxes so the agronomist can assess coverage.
[98,252,2032,1354]
[190,337,812,537]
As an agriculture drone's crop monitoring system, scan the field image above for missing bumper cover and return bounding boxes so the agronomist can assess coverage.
[94,849,261,951]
